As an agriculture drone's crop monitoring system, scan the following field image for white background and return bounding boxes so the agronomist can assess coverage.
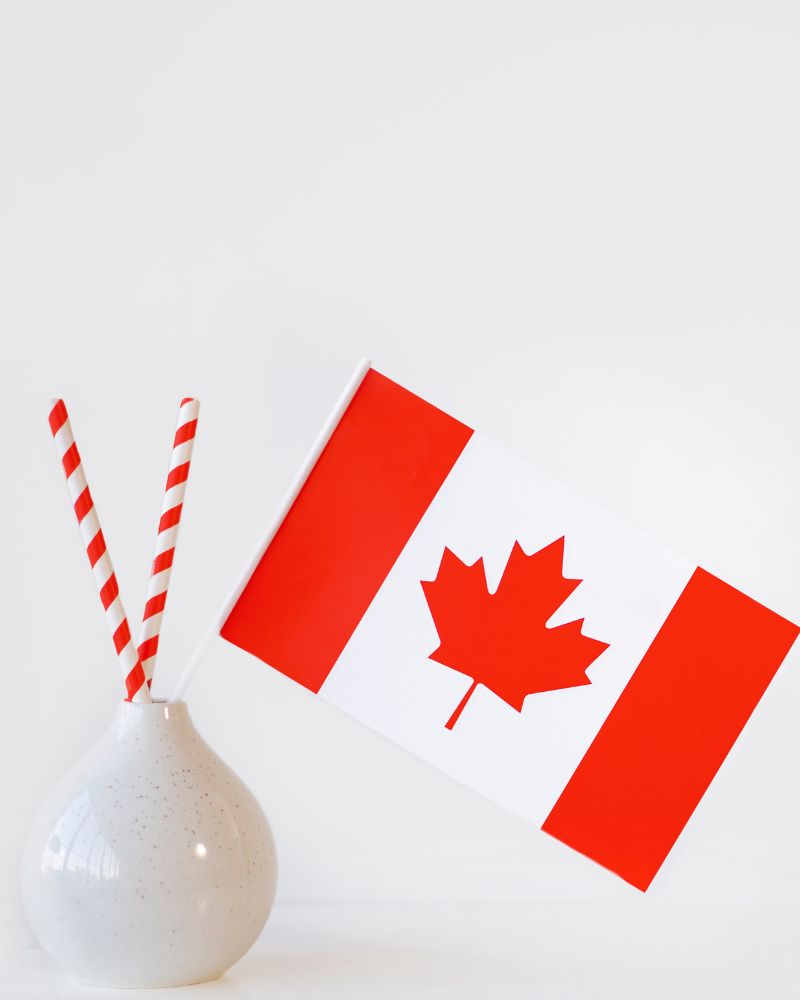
[1,0,799,957]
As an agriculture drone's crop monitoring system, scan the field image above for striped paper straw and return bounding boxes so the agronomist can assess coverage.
[138,397,200,687]
[48,400,151,703]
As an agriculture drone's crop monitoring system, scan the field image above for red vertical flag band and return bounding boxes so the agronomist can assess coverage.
[543,567,800,890]
[221,369,474,692]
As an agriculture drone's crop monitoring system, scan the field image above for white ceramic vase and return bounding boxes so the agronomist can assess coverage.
[21,699,277,988]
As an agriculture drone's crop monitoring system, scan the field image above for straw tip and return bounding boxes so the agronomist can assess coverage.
[180,396,199,407]
[47,398,68,434]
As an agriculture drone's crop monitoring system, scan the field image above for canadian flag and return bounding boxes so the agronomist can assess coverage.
[221,366,798,890]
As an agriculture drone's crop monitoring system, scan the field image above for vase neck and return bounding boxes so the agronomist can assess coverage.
[110,699,194,742]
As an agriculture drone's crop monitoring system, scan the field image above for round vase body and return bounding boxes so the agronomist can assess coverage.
[21,700,277,988]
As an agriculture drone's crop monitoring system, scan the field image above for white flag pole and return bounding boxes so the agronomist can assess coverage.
[170,357,372,702]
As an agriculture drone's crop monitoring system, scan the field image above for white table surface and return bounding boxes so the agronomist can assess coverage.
[1,902,798,999]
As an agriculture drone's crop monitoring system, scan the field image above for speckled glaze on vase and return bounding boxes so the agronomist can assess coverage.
[21,699,277,988]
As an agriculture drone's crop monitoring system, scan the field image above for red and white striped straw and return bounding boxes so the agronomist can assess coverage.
[48,400,151,703]
[138,397,200,688]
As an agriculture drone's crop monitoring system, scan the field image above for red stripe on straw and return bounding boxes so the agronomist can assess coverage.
[99,573,119,610]
[125,662,147,701]
[113,619,132,655]
[165,462,190,490]
[62,443,81,478]
[158,504,183,533]
[151,549,175,575]
[87,529,106,567]
[138,635,159,661]
[173,419,197,446]
[74,486,93,522]
[49,400,68,435]
[143,591,167,620]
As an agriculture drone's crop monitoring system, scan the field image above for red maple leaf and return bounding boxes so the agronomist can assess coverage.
[421,537,609,729]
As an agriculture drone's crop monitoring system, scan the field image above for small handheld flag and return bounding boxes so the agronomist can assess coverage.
[191,363,799,891]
